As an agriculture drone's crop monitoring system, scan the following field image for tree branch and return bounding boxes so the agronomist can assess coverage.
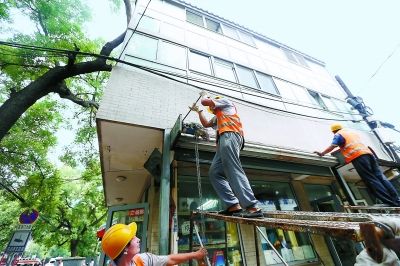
[54,82,99,109]
[123,0,132,26]
[0,62,51,69]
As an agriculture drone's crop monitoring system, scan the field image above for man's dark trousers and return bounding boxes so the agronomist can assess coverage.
[351,154,400,207]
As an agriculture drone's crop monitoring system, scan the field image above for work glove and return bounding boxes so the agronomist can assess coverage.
[199,90,208,98]
[189,103,202,113]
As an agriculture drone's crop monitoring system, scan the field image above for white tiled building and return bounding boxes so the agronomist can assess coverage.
[96,1,399,265]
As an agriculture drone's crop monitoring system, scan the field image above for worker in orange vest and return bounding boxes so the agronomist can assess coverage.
[314,123,400,207]
[190,91,262,218]
[101,222,206,266]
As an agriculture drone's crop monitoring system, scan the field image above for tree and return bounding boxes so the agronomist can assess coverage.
[0,0,132,143]
[0,0,131,256]
[20,165,107,257]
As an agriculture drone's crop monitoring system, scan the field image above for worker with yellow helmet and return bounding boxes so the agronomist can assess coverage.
[101,222,206,266]
[189,91,262,218]
[314,123,400,207]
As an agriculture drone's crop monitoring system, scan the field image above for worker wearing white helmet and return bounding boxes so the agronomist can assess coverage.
[101,222,206,266]
[314,123,400,207]
[189,91,262,218]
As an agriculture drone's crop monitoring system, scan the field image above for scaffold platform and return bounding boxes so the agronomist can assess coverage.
[193,210,398,242]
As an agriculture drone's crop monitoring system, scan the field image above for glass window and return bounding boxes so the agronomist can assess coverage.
[252,181,317,265]
[238,30,255,46]
[282,49,297,63]
[308,90,327,109]
[236,65,258,88]
[186,10,203,27]
[189,51,212,75]
[222,24,239,40]
[321,96,340,112]
[294,54,309,67]
[126,34,158,61]
[137,15,160,33]
[256,72,279,95]
[178,176,244,266]
[213,58,236,82]
[157,41,186,69]
[205,18,222,33]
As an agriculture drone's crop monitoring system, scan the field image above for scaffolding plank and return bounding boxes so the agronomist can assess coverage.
[195,212,372,242]
[262,210,373,222]
[343,205,400,213]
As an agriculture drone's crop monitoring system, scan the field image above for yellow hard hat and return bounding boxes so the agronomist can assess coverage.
[101,222,137,259]
[330,123,343,132]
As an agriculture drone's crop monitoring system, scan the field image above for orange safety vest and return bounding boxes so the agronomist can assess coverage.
[337,129,372,163]
[214,106,244,137]
[132,255,144,266]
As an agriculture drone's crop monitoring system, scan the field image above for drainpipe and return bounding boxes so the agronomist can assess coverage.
[159,129,171,255]
[335,75,397,163]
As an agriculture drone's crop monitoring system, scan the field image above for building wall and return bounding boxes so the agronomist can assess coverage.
[97,66,391,160]
[97,0,392,160]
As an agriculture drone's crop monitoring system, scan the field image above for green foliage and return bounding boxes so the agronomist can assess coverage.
[0,192,20,251]
[0,0,124,257]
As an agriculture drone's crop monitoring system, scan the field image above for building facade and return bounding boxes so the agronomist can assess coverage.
[96,1,399,265]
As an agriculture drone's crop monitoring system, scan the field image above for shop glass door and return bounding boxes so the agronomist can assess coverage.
[306,184,358,266]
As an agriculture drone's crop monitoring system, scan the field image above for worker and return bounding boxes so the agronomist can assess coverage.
[189,91,262,218]
[355,216,400,265]
[101,222,207,266]
[314,123,400,207]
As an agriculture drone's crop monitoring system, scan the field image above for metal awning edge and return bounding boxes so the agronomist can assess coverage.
[175,134,338,167]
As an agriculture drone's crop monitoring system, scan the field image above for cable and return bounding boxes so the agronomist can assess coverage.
[0,40,362,118]
[0,40,364,122]
[118,0,153,60]
[358,42,400,93]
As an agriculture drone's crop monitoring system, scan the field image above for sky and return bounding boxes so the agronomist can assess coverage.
[87,0,400,130]
[6,0,400,162]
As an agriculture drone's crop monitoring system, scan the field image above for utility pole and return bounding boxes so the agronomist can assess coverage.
[335,75,399,163]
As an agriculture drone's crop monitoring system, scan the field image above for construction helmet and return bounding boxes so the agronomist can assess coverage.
[101,222,137,259]
[330,123,343,132]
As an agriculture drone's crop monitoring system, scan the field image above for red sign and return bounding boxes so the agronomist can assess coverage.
[128,208,144,217]
[19,209,39,224]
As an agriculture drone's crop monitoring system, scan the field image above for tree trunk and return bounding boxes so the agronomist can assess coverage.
[0,60,111,143]
[70,239,79,257]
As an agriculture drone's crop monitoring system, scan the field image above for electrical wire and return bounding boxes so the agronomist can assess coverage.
[0,40,364,122]
[358,42,400,93]
[118,0,153,60]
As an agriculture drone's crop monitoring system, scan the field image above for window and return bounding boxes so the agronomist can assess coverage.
[137,15,160,33]
[308,90,327,109]
[126,34,157,61]
[253,181,318,265]
[238,30,255,46]
[186,10,203,27]
[282,48,309,67]
[205,18,222,33]
[321,95,340,112]
[178,176,244,266]
[189,51,212,75]
[256,72,279,95]
[213,58,236,82]
[222,24,239,40]
[157,41,186,69]
[236,65,258,88]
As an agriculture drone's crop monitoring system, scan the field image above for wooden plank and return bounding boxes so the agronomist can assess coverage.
[195,212,370,242]
[344,205,400,213]
[262,210,372,222]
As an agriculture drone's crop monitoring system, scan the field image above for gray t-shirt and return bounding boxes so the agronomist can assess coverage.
[134,253,169,266]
